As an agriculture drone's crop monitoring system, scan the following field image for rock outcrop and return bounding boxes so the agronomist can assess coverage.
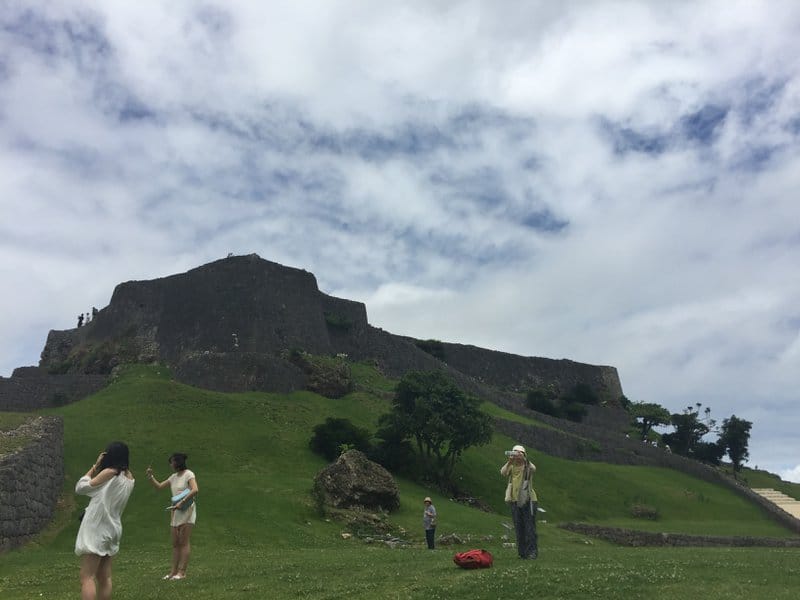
[312,450,400,512]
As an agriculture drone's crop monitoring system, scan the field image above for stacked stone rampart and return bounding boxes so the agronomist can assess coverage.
[174,351,307,393]
[438,341,623,401]
[32,254,625,404]
[0,367,108,411]
[0,416,64,552]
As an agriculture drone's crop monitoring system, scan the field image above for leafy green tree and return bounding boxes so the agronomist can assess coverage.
[371,423,417,476]
[693,440,725,465]
[309,417,372,461]
[630,401,671,441]
[379,370,492,484]
[414,339,446,361]
[662,403,716,457]
[719,415,752,474]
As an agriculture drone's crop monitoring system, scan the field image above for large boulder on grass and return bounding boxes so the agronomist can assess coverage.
[312,450,400,512]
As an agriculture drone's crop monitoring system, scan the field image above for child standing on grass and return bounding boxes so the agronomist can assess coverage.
[423,497,437,549]
[75,442,135,600]
[146,452,199,581]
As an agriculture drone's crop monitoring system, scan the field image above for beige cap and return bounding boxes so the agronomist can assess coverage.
[424,497,432,503]
[512,444,526,454]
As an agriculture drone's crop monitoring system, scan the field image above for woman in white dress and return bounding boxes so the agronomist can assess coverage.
[75,441,135,600]
[145,452,199,580]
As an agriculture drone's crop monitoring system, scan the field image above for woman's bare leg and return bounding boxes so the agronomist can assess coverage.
[176,524,194,577]
[80,554,101,600]
[95,556,113,600]
[170,527,181,577]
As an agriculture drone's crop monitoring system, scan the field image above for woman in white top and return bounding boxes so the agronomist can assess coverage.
[145,452,199,580]
[75,441,135,600]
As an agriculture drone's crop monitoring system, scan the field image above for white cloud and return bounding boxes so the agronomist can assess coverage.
[1,0,799,476]
[780,465,800,484]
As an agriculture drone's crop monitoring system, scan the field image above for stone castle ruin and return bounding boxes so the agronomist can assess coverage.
[1,253,624,413]
[3,254,800,549]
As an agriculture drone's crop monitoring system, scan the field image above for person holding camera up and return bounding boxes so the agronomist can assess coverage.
[500,444,538,559]
[74,442,135,600]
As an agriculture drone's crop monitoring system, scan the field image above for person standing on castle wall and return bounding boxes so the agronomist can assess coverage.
[500,444,538,559]
[74,442,135,600]
[146,453,199,581]
[423,496,437,549]
[77,314,84,328]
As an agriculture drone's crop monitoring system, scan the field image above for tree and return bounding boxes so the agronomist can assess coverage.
[379,370,492,485]
[662,403,716,457]
[692,440,725,465]
[309,418,372,461]
[719,415,752,474]
[629,401,671,441]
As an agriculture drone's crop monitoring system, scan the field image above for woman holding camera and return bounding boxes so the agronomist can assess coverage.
[500,444,538,559]
[145,452,198,581]
[75,441,135,600]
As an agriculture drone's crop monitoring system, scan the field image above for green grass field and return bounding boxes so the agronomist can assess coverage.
[1,364,799,599]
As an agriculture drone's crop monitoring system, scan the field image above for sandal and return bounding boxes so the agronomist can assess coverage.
[162,574,174,580]
[171,574,186,580]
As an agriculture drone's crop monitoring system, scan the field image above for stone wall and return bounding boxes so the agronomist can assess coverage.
[0,416,64,552]
[0,367,108,411]
[438,341,624,402]
[33,255,625,413]
[559,523,800,547]
[174,351,307,393]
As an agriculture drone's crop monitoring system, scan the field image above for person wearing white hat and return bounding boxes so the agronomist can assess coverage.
[500,444,538,559]
[422,497,437,549]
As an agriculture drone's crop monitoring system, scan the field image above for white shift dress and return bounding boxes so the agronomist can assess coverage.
[74,473,134,556]
[168,469,197,527]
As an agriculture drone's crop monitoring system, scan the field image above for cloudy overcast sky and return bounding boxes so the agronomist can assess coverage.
[1,1,798,479]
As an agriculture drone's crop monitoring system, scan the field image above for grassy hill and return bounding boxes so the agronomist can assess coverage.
[1,363,799,599]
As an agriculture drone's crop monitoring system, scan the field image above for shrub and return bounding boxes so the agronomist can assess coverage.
[525,387,561,417]
[324,312,353,331]
[414,339,445,361]
[564,383,600,406]
[576,440,602,457]
[309,418,372,461]
[369,429,418,477]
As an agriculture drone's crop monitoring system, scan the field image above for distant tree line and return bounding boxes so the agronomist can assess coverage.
[628,400,752,474]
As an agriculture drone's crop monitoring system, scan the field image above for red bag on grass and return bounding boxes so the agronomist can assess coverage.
[453,548,493,569]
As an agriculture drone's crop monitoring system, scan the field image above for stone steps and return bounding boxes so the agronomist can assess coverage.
[752,488,800,518]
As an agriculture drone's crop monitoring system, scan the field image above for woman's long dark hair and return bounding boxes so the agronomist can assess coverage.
[98,441,129,475]
[169,452,188,471]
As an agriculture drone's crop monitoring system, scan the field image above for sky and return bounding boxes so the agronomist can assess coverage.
[1,1,798,480]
